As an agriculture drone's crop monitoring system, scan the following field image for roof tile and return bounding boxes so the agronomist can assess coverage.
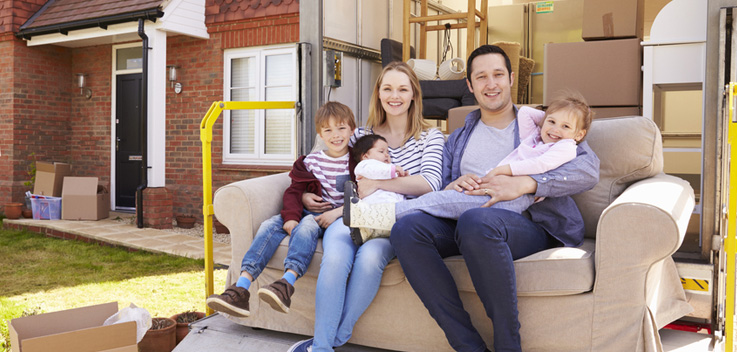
[24,0,164,29]
[206,0,298,24]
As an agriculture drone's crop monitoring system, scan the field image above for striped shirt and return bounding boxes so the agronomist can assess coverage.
[351,127,445,196]
[303,150,351,207]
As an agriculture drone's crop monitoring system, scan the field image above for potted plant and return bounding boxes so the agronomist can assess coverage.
[176,215,196,229]
[4,203,23,219]
[169,310,205,345]
[138,317,176,352]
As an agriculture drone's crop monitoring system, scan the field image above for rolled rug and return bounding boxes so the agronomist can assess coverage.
[438,57,466,80]
[407,59,437,81]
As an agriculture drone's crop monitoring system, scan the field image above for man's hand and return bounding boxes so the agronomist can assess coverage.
[444,174,482,192]
[302,192,332,213]
[465,175,537,207]
[315,207,342,228]
[282,220,299,235]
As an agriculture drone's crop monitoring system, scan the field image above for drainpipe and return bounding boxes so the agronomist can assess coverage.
[136,19,149,228]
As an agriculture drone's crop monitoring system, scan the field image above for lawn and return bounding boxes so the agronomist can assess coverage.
[0,223,228,352]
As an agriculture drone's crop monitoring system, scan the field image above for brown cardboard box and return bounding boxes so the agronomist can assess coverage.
[9,302,137,352]
[33,161,72,197]
[543,38,642,107]
[591,106,641,119]
[61,177,110,220]
[582,0,644,40]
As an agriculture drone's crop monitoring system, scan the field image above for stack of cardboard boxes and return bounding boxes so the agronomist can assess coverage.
[31,161,110,221]
[543,0,644,118]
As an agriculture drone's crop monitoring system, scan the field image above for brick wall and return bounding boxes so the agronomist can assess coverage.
[166,11,299,219]
[8,37,73,204]
[70,45,112,184]
[0,0,47,34]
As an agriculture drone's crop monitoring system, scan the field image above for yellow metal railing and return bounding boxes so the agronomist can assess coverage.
[200,101,296,314]
[727,82,736,351]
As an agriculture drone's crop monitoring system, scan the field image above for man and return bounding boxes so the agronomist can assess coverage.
[390,45,600,352]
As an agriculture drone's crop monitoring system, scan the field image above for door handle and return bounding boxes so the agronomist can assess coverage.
[116,137,121,151]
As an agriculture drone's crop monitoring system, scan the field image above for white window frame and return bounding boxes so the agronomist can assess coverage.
[222,45,298,166]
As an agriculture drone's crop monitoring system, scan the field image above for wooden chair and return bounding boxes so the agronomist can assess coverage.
[402,0,488,62]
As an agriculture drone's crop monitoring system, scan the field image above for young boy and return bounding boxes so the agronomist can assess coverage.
[207,101,357,317]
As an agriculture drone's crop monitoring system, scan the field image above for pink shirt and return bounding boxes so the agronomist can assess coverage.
[495,106,578,176]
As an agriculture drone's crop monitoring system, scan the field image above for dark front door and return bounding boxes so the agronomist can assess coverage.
[115,73,143,209]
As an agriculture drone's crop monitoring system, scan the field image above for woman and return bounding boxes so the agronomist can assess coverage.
[289,61,445,352]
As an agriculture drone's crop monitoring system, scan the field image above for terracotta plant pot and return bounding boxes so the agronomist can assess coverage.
[169,311,205,345]
[176,215,196,229]
[22,208,33,218]
[138,317,176,352]
[4,203,23,220]
[213,219,229,234]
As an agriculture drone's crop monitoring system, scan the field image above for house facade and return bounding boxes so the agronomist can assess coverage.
[0,0,301,227]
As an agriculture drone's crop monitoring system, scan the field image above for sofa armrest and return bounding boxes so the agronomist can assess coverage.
[590,173,694,344]
[594,173,694,269]
[213,172,291,283]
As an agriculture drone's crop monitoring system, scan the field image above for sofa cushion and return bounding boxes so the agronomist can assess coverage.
[572,116,663,239]
[266,238,596,296]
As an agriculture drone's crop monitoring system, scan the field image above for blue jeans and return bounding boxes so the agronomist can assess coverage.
[395,189,534,219]
[391,208,552,352]
[312,220,395,352]
[240,211,323,279]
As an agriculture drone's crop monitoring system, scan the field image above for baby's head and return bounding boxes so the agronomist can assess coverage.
[352,134,391,164]
[541,92,593,144]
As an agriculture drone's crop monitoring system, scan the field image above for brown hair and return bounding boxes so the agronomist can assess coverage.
[315,101,357,134]
[366,61,430,141]
[546,91,594,142]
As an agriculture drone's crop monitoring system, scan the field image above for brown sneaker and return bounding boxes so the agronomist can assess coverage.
[206,284,251,318]
[258,278,295,313]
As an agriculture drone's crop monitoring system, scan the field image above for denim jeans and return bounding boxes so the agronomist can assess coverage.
[391,208,551,352]
[312,220,395,352]
[395,189,534,219]
[240,211,323,279]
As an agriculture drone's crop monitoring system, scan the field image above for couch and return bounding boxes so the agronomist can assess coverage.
[213,115,694,351]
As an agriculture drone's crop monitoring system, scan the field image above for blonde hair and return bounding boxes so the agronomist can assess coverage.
[546,91,594,142]
[315,101,357,134]
[366,61,431,141]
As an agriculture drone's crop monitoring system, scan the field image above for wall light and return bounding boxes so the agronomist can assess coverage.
[75,73,92,99]
[167,65,182,94]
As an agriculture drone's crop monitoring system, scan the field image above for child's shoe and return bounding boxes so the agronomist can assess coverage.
[343,181,396,246]
[206,284,250,318]
[258,278,295,313]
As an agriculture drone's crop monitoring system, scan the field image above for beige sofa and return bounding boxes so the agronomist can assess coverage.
[213,115,694,351]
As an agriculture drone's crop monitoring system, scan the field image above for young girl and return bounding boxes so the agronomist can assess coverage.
[345,93,594,243]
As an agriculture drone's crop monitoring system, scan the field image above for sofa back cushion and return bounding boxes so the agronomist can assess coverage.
[572,116,663,239]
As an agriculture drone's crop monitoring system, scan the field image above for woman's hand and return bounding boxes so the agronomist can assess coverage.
[302,192,332,213]
[465,175,537,207]
[315,207,342,228]
[356,177,381,198]
[444,174,482,192]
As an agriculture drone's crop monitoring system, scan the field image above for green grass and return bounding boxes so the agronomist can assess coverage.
[0,223,227,352]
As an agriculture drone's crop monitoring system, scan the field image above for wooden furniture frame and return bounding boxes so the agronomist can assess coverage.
[403,0,488,62]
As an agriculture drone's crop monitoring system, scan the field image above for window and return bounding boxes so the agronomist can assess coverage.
[223,46,297,165]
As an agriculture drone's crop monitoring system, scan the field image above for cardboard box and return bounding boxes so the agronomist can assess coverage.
[543,38,642,107]
[61,177,110,220]
[591,106,641,119]
[582,0,644,40]
[33,162,72,197]
[9,302,137,352]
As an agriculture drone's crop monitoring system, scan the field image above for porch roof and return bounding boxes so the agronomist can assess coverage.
[18,0,165,39]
